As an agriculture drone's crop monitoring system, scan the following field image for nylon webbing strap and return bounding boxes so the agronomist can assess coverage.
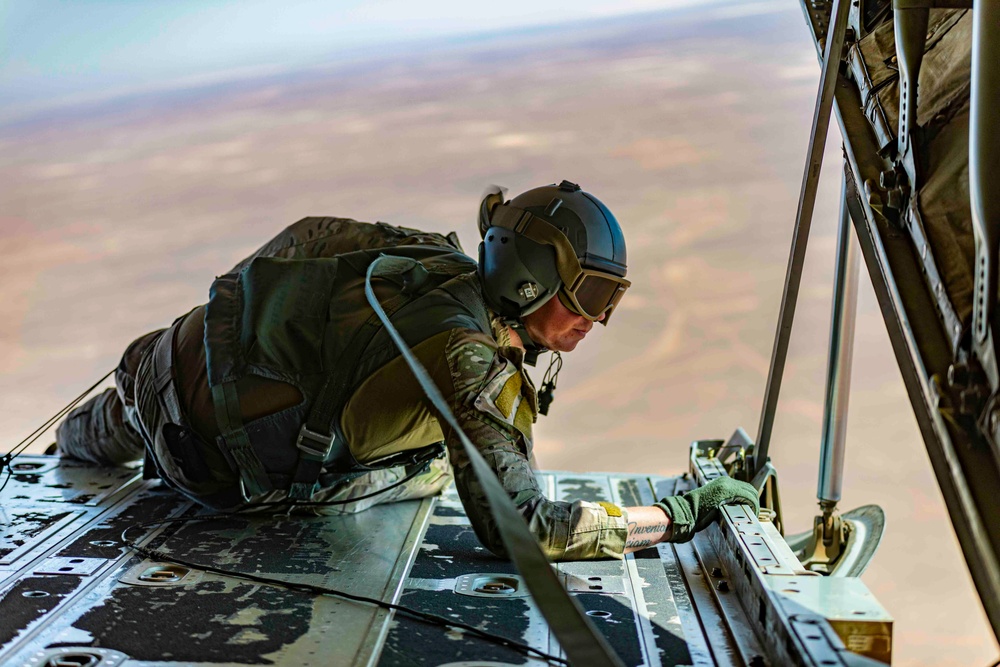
[211,381,273,497]
[490,206,585,292]
[364,256,624,667]
[439,273,491,332]
[289,258,429,499]
[151,322,183,424]
[492,205,560,248]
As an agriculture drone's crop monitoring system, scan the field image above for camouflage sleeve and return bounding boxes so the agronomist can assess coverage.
[443,329,629,561]
[228,217,465,272]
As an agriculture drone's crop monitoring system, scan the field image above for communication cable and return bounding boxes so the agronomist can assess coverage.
[119,514,568,664]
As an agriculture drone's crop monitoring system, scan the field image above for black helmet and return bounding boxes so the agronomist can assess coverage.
[477,180,630,325]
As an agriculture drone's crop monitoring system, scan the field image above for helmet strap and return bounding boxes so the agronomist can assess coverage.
[507,319,545,366]
[537,352,563,416]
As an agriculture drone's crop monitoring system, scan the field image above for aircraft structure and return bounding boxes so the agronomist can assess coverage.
[0,0,996,665]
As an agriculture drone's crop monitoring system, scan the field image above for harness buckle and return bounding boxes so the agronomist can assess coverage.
[295,425,334,461]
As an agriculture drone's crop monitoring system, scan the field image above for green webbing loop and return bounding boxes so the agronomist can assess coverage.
[211,382,273,498]
[364,256,624,667]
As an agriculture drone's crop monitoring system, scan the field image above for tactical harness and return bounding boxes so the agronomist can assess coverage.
[203,245,489,501]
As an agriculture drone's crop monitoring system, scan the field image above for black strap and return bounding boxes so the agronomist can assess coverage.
[151,322,183,423]
[142,323,184,482]
[288,254,433,499]
[212,380,273,498]
[438,272,491,332]
[287,293,412,499]
[363,255,624,667]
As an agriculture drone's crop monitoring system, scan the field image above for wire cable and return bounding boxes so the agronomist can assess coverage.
[538,351,563,415]
[120,514,568,665]
[9,369,115,458]
[0,369,115,495]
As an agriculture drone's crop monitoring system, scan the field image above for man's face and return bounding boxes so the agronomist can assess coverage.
[522,293,603,352]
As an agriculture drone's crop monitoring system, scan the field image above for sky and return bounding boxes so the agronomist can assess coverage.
[0,0,782,122]
[0,1,997,665]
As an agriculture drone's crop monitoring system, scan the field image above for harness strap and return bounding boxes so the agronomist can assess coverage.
[212,380,273,498]
[143,321,184,481]
[288,254,432,499]
[363,256,624,667]
[151,322,183,424]
[439,273,491,332]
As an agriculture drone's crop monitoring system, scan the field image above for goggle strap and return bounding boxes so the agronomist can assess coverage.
[490,206,537,235]
[490,206,583,287]
[490,204,630,322]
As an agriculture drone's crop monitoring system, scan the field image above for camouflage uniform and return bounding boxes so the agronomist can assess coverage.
[57,217,629,560]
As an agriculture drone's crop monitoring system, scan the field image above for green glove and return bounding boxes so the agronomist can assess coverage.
[654,477,760,543]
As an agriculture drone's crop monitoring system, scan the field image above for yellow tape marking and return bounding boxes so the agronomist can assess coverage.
[598,501,623,517]
[514,399,533,437]
[495,372,522,419]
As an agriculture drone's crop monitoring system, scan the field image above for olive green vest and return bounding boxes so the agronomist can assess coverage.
[203,244,490,500]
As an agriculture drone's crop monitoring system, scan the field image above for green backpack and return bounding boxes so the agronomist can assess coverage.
[204,233,489,501]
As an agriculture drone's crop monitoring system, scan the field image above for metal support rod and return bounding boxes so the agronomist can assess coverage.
[755,0,851,474]
[894,4,929,160]
[818,172,861,505]
[970,0,1000,391]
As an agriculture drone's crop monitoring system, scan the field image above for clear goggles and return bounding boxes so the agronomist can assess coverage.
[489,206,631,322]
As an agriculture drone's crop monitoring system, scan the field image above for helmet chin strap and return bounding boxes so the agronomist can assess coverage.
[506,318,561,416]
[507,319,546,366]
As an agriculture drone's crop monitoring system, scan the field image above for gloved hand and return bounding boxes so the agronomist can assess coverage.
[654,477,760,543]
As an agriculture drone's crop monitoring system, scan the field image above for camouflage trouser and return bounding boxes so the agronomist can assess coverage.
[246,455,453,515]
[56,328,452,514]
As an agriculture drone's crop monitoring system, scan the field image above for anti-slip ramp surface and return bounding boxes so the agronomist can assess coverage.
[0,456,888,666]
